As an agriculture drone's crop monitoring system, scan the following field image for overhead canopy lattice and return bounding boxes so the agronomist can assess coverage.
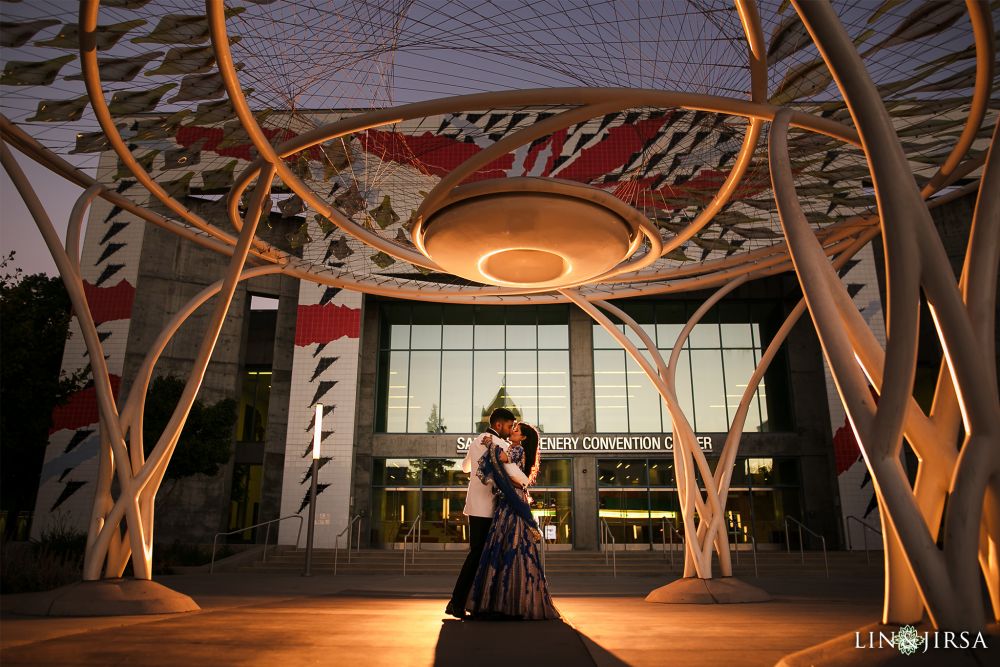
[1,0,995,300]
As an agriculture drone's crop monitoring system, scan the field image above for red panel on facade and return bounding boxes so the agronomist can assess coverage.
[49,375,122,434]
[359,129,513,180]
[295,303,361,346]
[82,279,135,324]
[832,416,861,475]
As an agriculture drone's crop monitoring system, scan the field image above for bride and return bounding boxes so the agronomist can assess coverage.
[465,421,560,620]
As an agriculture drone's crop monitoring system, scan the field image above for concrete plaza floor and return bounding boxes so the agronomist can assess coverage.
[0,569,992,666]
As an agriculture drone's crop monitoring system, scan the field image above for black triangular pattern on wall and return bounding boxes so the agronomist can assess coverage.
[98,330,112,343]
[311,342,328,359]
[837,259,862,278]
[58,467,73,482]
[102,207,124,225]
[298,483,331,513]
[310,356,338,382]
[115,180,136,193]
[299,456,332,484]
[319,287,341,306]
[846,283,864,299]
[301,431,336,458]
[95,263,125,286]
[64,428,94,453]
[99,221,129,245]
[96,242,126,265]
[311,380,337,405]
[304,404,335,433]
[51,481,86,511]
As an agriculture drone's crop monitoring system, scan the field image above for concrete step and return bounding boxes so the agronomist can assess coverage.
[233,547,882,576]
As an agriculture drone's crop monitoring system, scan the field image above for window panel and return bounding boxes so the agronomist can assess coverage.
[687,321,721,349]
[538,324,568,349]
[690,349,728,431]
[537,350,570,433]
[407,351,442,432]
[594,349,629,432]
[385,351,410,432]
[506,324,537,349]
[505,350,538,425]
[723,348,762,432]
[473,350,505,431]
[440,350,473,433]
[592,323,625,349]
[410,324,442,350]
[626,353,662,432]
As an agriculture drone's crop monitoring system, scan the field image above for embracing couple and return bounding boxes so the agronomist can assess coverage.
[444,407,560,621]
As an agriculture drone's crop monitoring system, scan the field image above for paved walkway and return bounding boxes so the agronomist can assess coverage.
[0,570,988,666]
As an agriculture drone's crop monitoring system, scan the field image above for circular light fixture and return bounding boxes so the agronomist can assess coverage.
[418,177,653,289]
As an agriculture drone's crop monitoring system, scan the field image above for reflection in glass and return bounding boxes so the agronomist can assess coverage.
[626,353,661,432]
[690,349,728,431]
[599,489,650,544]
[371,489,421,545]
[421,458,464,486]
[373,458,421,485]
[407,350,441,432]
[236,370,270,442]
[440,351,473,433]
[530,490,573,544]
[597,459,648,486]
[533,458,572,487]
[506,350,538,425]
[537,350,570,433]
[647,459,676,486]
[594,349,629,432]
[421,490,466,544]
[723,348,762,432]
[378,303,570,434]
[473,350,506,431]
[385,351,410,432]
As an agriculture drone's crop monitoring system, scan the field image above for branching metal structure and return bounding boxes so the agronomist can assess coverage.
[0,0,997,635]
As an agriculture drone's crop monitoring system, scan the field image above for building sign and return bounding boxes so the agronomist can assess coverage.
[455,433,713,454]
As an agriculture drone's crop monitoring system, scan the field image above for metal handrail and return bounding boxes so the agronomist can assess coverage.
[210,514,304,574]
[401,514,422,576]
[660,518,684,568]
[599,518,617,578]
[846,515,883,566]
[333,514,363,575]
[784,516,829,578]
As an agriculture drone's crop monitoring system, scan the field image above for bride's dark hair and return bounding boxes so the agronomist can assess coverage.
[518,423,540,482]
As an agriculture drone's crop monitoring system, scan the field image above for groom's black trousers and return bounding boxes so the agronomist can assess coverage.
[449,515,492,610]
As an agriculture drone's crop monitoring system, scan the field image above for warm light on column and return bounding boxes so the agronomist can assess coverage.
[313,403,323,460]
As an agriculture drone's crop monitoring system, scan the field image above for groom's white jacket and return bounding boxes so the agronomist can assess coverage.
[461,429,530,518]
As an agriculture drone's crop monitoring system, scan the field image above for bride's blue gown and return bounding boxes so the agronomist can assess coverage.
[465,443,560,620]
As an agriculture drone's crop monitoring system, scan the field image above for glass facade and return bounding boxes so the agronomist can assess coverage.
[598,457,800,546]
[376,303,571,434]
[370,457,573,546]
[593,300,791,433]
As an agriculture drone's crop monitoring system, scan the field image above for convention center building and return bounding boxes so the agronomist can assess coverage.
[30,109,976,553]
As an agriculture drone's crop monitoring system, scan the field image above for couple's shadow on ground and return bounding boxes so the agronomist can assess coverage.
[434,618,629,666]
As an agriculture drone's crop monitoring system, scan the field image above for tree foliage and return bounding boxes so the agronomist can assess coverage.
[141,375,237,481]
[0,253,86,537]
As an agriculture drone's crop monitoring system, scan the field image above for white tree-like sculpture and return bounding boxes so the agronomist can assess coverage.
[0,0,996,647]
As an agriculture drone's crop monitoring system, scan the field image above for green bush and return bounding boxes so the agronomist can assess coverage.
[0,522,86,594]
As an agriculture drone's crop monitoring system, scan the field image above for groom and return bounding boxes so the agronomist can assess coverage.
[445,407,529,619]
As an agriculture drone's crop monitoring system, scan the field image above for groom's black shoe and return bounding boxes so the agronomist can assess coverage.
[444,601,465,619]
